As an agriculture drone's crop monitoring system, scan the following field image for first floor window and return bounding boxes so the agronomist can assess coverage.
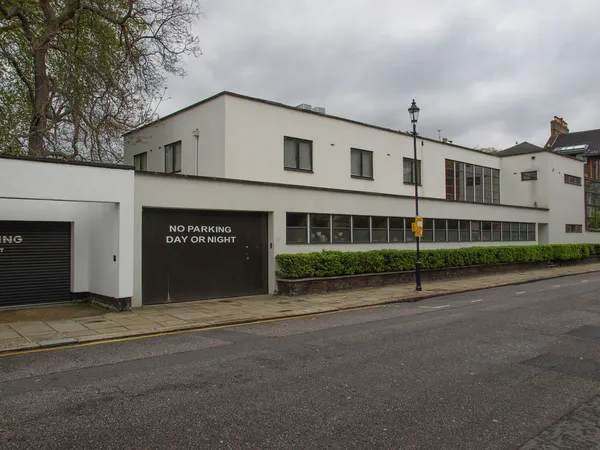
[471,221,481,241]
[435,219,447,242]
[459,220,470,241]
[310,214,330,243]
[482,221,492,241]
[492,222,501,241]
[286,213,308,243]
[448,220,459,242]
[564,174,582,186]
[284,137,313,171]
[372,216,388,242]
[351,149,373,179]
[403,158,421,185]
[527,223,536,241]
[390,217,404,242]
[502,222,511,241]
[165,141,181,173]
[422,218,434,242]
[353,216,370,243]
[134,152,147,171]
[332,215,351,243]
[566,224,583,233]
[511,222,520,241]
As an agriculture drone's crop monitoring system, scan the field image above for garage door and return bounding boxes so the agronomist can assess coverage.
[142,208,269,305]
[0,221,71,307]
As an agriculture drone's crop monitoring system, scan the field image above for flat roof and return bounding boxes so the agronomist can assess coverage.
[0,154,135,170]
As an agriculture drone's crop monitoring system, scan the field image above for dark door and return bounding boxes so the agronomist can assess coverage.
[0,221,71,307]
[142,208,269,305]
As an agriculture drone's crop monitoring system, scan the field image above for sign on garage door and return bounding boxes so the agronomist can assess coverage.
[0,221,71,307]
[142,208,269,305]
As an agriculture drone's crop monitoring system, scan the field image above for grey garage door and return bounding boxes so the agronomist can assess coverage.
[0,221,71,307]
[142,208,269,305]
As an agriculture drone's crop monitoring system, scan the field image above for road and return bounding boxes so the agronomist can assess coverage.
[2,272,600,449]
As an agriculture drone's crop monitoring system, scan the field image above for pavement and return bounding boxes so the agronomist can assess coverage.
[1,261,600,354]
[2,272,600,448]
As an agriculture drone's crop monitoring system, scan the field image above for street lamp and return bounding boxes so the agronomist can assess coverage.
[408,99,422,291]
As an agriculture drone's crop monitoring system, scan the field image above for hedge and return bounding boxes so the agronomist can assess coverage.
[275,244,600,279]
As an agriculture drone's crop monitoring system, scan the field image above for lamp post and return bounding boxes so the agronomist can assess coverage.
[408,99,422,291]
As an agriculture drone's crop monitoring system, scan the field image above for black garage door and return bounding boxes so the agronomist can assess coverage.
[142,208,269,305]
[0,221,71,307]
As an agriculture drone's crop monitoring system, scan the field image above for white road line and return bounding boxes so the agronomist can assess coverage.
[516,291,526,295]
[552,285,561,288]
[582,280,589,283]
[470,299,483,303]
[419,305,450,309]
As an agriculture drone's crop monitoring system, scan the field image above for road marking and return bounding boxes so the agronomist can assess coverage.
[470,299,483,303]
[582,280,589,283]
[516,291,526,295]
[552,285,561,288]
[419,305,450,309]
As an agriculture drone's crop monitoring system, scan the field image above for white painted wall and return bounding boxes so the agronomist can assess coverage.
[499,154,549,208]
[0,158,135,299]
[123,96,226,177]
[134,173,549,306]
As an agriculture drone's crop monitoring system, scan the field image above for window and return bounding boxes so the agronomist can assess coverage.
[492,222,501,241]
[372,217,388,242]
[527,223,536,241]
[390,217,404,243]
[482,221,492,241]
[502,222,511,241]
[585,179,600,231]
[286,213,308,243]
[519,223,528,241]
[492,169,500,204]
[564,174,582,186]
[422,218,434,242]
[459,220,470,241]
[475,166,483,202]
[445,160,455,200]
[165,141,181,173]
[284,137,312,171]
[466,164,475,201]
[332,215,351,243]
[447,220,459,242]
[510,222,519,241]
[456,162,465,201]
[353,216,370,243]
[471,221,481,241]
[134,152,147,171]
[351,149,373,179]
[521,171,537,181]
[310,214,330,243]
[403,158,421,185]
[566,224,583,233]
[483,168,492,203]
[435,219,447,242]
[406,217,416,242]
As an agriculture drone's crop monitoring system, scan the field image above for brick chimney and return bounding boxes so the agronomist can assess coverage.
[546,116,569,147]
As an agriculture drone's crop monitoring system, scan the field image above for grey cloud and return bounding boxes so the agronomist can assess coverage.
[159,0,600,150]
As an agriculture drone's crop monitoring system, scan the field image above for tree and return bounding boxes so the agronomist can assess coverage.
[473,146,500,154]
[0,1,202,161]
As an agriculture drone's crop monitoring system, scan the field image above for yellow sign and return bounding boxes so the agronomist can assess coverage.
[411,217,423,238]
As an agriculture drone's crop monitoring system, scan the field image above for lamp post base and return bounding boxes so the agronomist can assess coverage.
[415,259,422,291]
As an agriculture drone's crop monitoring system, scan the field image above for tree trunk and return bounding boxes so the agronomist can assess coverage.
[29,46,50,157]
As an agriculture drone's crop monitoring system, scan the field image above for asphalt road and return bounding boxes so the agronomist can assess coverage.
[3,273,600,449]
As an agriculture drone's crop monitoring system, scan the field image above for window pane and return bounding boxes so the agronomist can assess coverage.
[519,223,527,241]
[310,214,330,243]
[351,150,361,176]
[457,163,465,201]
[475,166,483,202]
[502,222,511,241]
[353,216,370,243]
[484,168,492,203]
[446,160,455,200]
[332,215,351,243]
[174,142,182,172]
[372,216,388,242]
[435,219,447,242]
[284,140,296,168]
[286,213,307,243]
[492,169,500,204]
[362,151,373,178]
[471,221,481,241]
[299,142,312,170]
[466,165,474,201]
[527,223,536,241]
[423,218,434,242]
[459,220,470,241]
[492,222,501,241]
[482,221,492,241]
[511,222,520,241]
[403,159,412,183]
[521,171,537,181]
[405,218,416,242]
[390,216,404,242]
[448,220,459,242]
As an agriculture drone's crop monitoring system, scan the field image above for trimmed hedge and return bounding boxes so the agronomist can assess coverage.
[276,244,600,279]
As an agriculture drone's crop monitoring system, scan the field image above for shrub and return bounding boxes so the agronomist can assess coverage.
[275,244,599,279]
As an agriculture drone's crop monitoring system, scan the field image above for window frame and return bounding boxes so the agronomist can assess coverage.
[565,224,583,233]
[286,213,309,244]
[350,148,374,180]
[164,141,182,174]
[133,152,147,171]
[403,157,422,186]
[284,136,313,172]
[521,171,537,181]
[564,174,582,186]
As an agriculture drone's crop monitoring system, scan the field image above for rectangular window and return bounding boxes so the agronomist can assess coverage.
[406,217,416,242]
[403,158,421,185]
[310,214,330,243]
[448,220,459,242]
[471,221,481,241]
[519,223,528,241]
[353,216,370,243]
[492,222,501,241]
[332,215,351,243]
[482,221,492,241]
[466,164,475,201]
[511,222,520,241]
[521,171,537,181]
[390,217,404,243]
[502,222,511,241]
[165,141,182,173]
[286,213,308,243]
[492,169,500,204]
[372,216,388,242]
[585,179,600,231]
[284,137,313,171]
[435,219,447,242]
[351,149,373,179]
[564,174,582,186]
[475,166,483,203]
[459,220,470,241]
[565,224,583,233]
[445,160,455,200]
[527,223,536,241]
[134,152,147,171]
[483,168,492,203]
[422,218,434,242]
[457,162,465,201]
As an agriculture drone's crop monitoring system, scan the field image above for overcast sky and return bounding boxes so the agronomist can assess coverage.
[159,0,600,150]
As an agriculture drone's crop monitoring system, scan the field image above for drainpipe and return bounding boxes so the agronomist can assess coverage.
[192,128,200,175]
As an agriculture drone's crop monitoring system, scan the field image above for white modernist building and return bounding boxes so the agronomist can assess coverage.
[1,91,596,310]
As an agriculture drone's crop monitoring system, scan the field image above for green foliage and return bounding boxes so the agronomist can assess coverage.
[276,244,599,279]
